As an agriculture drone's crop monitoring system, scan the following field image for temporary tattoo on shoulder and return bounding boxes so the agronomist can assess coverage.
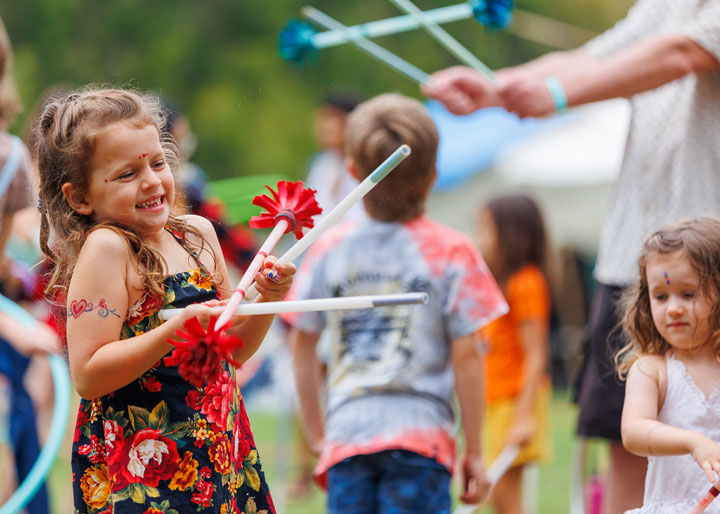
[67,298,121,319]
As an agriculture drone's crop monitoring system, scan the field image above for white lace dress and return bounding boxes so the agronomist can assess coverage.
[626,354,720,514]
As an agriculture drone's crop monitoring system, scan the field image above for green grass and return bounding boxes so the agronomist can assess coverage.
[43,390,599,513]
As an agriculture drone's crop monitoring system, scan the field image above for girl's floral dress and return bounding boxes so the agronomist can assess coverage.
[72,230,275,514]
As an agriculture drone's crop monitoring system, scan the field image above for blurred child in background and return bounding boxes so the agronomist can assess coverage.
[0,16,58,514]
[305,91,364,221]
[286,93,508,513]
[477,193,552,514]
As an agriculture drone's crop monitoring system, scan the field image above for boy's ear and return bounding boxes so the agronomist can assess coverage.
[345,157,359,180]
[61,182,93,216]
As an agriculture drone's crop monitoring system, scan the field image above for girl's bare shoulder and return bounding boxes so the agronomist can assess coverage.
[80,227,133,262]
[178,213,216,240]
[630,354,668,392]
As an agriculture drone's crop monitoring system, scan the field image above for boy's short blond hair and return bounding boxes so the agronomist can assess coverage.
[345,93,438,222]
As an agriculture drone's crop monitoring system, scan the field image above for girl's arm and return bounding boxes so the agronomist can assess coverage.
[188,215,295,363]
[622,356,720,482]
[66,228,205,399]
[505,318,547,446]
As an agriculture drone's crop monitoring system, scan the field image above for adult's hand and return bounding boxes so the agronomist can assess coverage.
[422,66,499,115]
[498,71,556,118]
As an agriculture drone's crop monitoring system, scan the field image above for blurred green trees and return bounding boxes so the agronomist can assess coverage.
[2,0,630,182]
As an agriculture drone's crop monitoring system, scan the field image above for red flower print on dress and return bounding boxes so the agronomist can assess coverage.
[74,409,88,442]
[201,371,234,432]
[108,428,179,490]
[165,316,244,388]
[79,435,107,465]
[140,374,162,392]
[103,420,124,452]
[233,411,253,464]
[191,479,214,507]
[185,389,204,410]
[200,466,212,479]
[126,291,164,327]
[209,433,233,474]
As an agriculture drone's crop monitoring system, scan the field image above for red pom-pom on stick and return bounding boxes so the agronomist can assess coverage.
[249,180,322,239]
[165,316,244,388]
[215,180,321,330]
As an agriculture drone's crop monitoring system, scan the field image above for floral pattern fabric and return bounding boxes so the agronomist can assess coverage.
[72,231,274,514]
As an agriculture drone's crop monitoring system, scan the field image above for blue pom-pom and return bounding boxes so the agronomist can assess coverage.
[470,0,513,29]
[278,20,317,63]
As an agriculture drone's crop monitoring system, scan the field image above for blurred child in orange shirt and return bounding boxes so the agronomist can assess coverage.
[477,193,552,514]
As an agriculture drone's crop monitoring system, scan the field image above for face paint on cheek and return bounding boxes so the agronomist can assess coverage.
[664,272,670,285]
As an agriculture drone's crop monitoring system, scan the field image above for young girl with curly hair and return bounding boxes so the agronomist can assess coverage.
[34,86,295,513]
[619,216,720,513]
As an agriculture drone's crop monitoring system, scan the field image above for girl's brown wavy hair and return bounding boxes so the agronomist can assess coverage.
[616,216,720,377]
[32,86,215,312]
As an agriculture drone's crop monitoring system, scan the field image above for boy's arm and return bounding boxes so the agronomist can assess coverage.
[289,326,325,455]
[505,319,548,446]
[452,332,491,504]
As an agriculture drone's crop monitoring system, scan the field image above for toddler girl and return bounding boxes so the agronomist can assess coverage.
[33,87,294,513]
[619,216,720,513]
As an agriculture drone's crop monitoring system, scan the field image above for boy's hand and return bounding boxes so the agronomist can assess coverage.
[689,432,720,482]
[459,453,491,505]
[254,257,296,302]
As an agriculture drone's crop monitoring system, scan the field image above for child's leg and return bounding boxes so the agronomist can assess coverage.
[603,442,646,514]
[375,450,451,514]
[327,454,377,514]
[490,465,524,514]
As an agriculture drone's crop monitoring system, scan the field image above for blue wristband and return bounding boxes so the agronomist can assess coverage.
[545,76,567,112]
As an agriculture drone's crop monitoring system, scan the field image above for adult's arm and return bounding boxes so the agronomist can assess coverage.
[500,33,720,118]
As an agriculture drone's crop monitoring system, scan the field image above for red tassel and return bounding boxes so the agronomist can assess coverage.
[249,180,322,239]
[165,316,245,388]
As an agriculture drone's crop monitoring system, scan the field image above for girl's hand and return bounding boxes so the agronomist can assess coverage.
[506,416,536,447]
[174,299,248,332]
[254,256,296,302]
[689,432,720,482]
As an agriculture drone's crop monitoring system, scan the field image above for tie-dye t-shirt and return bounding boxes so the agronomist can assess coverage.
[283,217,507,485]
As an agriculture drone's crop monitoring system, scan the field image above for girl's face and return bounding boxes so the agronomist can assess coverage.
[646,251,714,357]
[79,121,174,239]
[477,208,499,269]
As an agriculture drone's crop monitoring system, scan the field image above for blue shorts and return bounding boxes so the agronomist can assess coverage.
[327,449,451,514]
